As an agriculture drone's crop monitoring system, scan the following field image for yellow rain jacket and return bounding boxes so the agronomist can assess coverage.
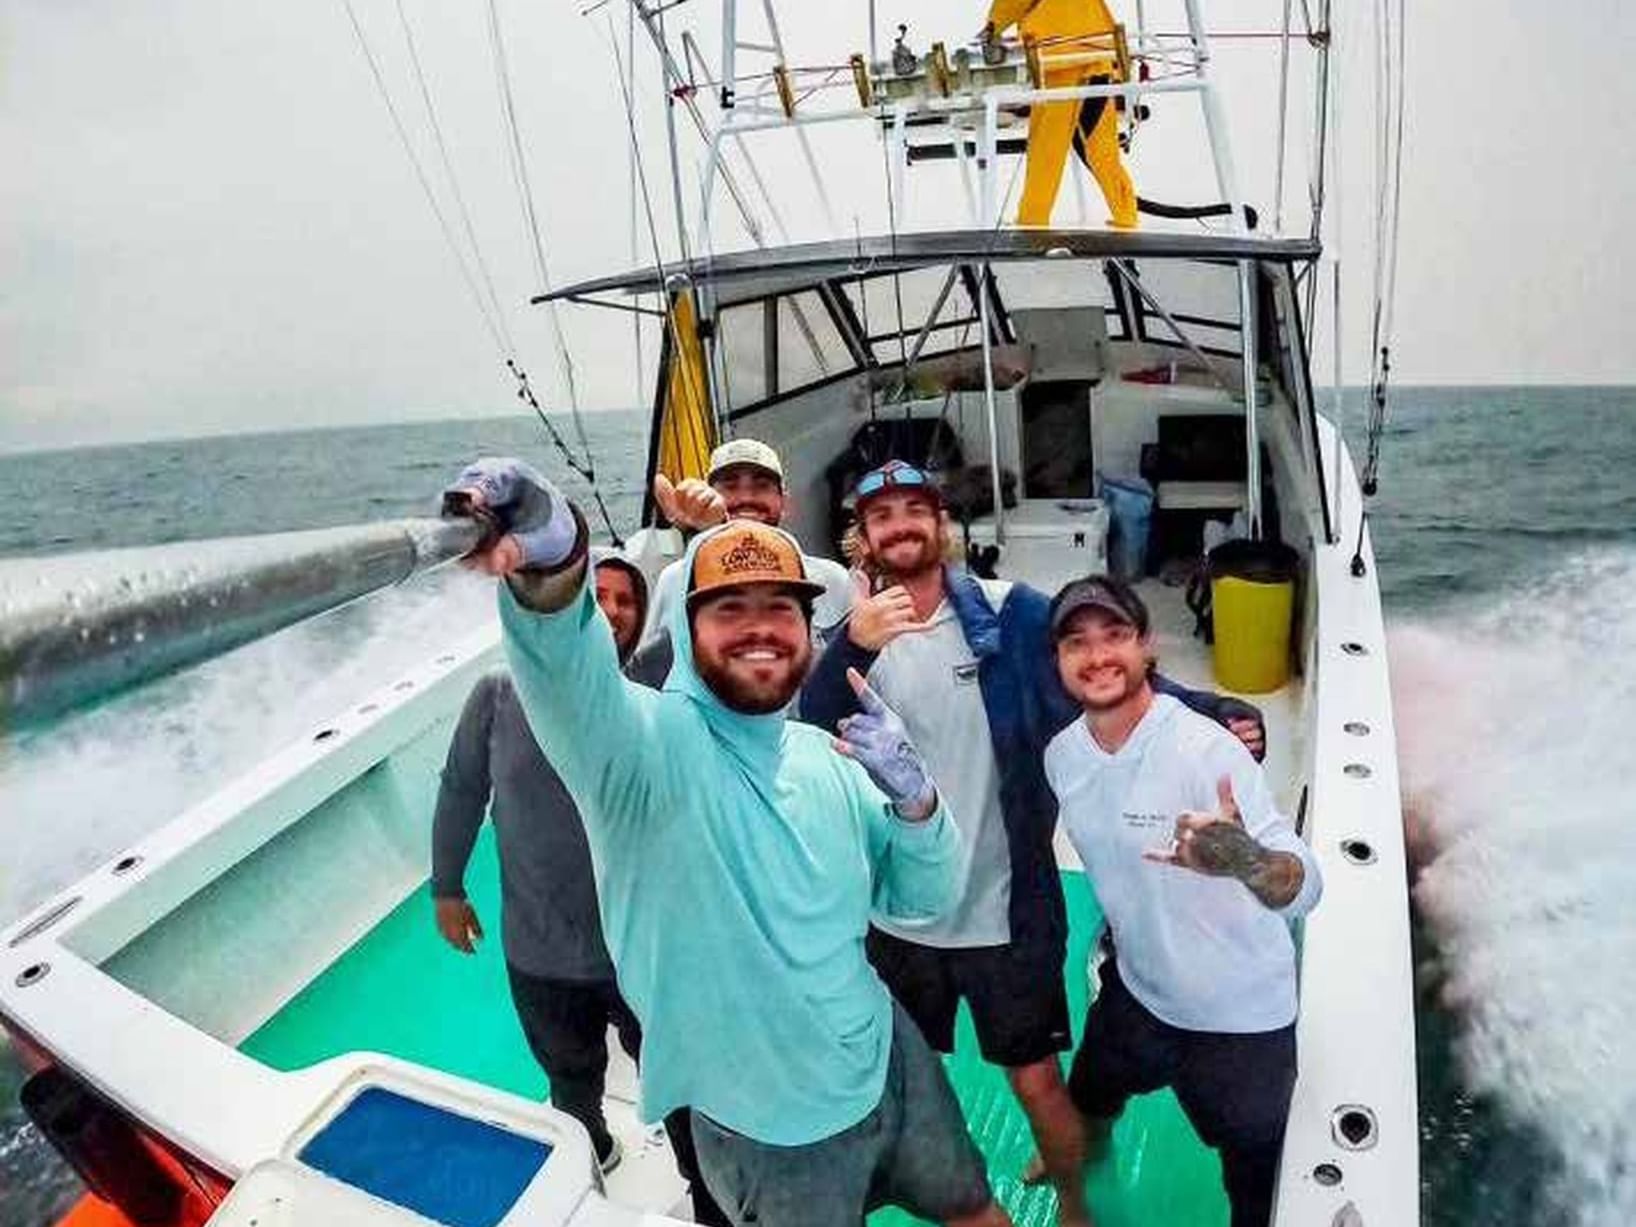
[986,0,1137,228]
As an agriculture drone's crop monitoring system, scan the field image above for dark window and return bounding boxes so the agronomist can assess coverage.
[1020,381,1094,499]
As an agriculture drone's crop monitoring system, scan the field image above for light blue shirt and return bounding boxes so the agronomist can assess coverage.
[499,525,962,1145]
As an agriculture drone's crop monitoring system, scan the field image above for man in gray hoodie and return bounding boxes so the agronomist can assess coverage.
[430,552,652,1177]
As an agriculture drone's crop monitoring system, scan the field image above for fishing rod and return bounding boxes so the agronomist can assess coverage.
[0,517,485,731]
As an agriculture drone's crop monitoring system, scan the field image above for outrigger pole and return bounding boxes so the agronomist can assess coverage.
[1,517,484,730]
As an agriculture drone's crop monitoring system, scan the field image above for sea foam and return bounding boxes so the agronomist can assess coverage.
[1393,546,1636,1226]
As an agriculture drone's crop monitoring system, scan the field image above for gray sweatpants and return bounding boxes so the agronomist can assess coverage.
[689,1005,993,1227]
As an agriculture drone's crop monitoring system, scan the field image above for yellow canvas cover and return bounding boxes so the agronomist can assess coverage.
[656,288,716,484]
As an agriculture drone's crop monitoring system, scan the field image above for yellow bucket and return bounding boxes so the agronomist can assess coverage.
[1208,541,1298,694]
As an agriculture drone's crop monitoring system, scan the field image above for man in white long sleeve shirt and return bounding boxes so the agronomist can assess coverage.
[1041,575,1322,1227]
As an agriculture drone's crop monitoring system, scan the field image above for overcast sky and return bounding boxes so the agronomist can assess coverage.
[3,0,1632,452]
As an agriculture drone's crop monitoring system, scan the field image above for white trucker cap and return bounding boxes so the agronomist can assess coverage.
[707,438,784,485]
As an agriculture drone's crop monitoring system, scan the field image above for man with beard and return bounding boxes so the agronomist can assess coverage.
[1043,576,1320,1227]
[641,438,851,653]
[443,456,1013,1227]
[801,461,1267,1227]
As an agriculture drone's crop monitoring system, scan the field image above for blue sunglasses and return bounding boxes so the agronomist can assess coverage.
[854,462,932,500]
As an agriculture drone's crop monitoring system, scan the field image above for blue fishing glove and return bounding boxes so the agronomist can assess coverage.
[837,668,936,815]
[444,457,577,569]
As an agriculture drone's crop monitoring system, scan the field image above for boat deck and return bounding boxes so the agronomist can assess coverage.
[240,829,1230,1225]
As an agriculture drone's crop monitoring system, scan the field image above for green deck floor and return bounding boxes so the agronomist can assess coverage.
[241,828,1226,1225]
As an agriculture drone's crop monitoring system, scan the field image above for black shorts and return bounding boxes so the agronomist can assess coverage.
[1067,958,1295,1155]
[865,927,1071,1068]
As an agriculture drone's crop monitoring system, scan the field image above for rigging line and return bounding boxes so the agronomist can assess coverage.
[877,125,911,395]
[394,0,512,351]
[1303,0,1333,326]
[1383,0,1407,345]
[486,0,596,471]
[1362,0,1406,494]
[852,218,878,426]
[339,0,509,358]
[605,13,711,447]
[344,0,615,541]
[627,0,647,412]
[507,358,624,545]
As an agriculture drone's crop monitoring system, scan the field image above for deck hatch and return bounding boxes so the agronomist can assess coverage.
[296,1086,551,1227]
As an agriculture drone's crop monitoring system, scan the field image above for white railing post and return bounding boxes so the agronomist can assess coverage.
[1239,259,1263,537]
[719,0,736,108]
[978,262,1005,543]
[979,95,1000,227]
[890,104,909,229]
[1182,0,1247,233]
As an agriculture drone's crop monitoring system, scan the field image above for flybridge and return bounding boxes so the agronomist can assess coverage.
[627,0,1273,245]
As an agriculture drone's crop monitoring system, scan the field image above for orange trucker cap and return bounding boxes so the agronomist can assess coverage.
[687,521,827,608]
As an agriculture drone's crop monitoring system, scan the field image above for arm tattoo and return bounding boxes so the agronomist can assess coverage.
[1188,822,1265,879]
[1190,822,1304,909]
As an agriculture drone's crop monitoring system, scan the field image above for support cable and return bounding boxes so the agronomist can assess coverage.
[344,0,619,542]
[605,13,713,469]
[486,0,597,472]
[340,0,510,358]
[394,0,512,349]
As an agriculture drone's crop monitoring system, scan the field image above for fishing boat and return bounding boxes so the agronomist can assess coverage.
[1,2,1414,1224]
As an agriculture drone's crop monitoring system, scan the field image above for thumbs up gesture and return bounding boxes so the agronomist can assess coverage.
[653,474,728,531]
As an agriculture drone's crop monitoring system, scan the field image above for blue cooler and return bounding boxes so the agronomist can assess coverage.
[1099,475,1155,579]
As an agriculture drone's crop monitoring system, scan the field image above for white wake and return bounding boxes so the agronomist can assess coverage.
[1392,547,1636,1226]
[0,561,494,928]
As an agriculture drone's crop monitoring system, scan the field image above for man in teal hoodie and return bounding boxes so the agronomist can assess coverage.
[445,458,1011,1227]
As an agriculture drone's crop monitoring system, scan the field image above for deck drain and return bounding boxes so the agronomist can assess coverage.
[1340,839,1377,866]
[1343,721,1371,736]
[1313,1162,1343,1187]
[357,703,379,716]
[312,727,339,743]
[436,654,456,665]
[1343,763,1372,779]
[395,680,415,692]
[15,962,50,988]
[112,855,143,876]
[1331,1105,1378,1151]
[1340,642,1368,656]
[8,899,81,947]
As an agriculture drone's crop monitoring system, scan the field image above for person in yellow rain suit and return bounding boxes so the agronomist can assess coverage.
[983,0,1138,229]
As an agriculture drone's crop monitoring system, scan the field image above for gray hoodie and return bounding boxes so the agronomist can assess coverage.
[429,552,649,981]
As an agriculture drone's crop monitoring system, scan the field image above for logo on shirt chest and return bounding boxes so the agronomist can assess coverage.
[951,661,980,686]
[1121,810,1171,833]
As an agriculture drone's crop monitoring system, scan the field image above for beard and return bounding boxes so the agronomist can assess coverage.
[724,499,780,525]
[694,639,813,714]
[866,528,944,580]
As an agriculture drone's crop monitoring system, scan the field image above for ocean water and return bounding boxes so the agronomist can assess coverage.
[1,388,1632,1224]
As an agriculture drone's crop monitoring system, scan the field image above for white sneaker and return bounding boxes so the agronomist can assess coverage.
[599,1137,624,1176]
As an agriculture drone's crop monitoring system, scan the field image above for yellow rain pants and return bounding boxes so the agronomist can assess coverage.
[986,0,1138,229]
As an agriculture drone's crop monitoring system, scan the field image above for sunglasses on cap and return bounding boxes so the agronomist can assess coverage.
[854,461,934,501]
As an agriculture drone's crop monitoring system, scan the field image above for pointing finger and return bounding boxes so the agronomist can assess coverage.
[1143,846,1179,864]
[1216,775,1240,820]
[846,667,886,715]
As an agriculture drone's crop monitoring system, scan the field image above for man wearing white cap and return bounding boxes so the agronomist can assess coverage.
[641,438,852,655]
